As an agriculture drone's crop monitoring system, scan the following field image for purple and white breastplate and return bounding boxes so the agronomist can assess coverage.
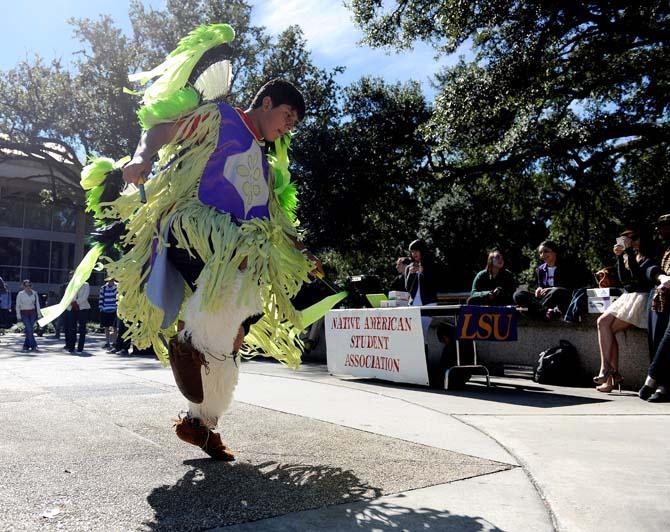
[197,102,270,221]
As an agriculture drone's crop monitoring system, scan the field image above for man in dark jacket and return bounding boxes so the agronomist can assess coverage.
[640,214,670,402]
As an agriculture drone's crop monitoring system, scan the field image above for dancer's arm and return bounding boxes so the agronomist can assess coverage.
[123,122,180,185]
[289,236,324,277]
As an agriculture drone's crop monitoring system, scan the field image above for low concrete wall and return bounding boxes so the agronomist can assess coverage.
[312,312,651,390]
[439,315,650,389]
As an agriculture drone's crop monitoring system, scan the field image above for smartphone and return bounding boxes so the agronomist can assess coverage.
[616,236,626,247]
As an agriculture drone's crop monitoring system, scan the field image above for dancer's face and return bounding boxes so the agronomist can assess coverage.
[258,97,299,141]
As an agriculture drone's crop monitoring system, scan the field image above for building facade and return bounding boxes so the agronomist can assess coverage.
[0,145,102,312]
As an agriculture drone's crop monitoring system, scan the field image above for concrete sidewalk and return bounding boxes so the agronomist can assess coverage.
[0,332,668,531]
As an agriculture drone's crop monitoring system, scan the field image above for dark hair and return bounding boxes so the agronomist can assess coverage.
[408,239,428,254]
[250,79,305,121]
[639,232,654,259]
[537,240,559,255]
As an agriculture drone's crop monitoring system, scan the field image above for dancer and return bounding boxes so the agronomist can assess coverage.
[41,23,344,460]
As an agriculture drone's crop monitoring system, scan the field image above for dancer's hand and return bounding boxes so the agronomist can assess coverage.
[303,250,324,278]
[123,157,152,185]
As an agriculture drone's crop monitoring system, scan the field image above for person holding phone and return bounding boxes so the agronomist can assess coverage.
[594,228,658,392]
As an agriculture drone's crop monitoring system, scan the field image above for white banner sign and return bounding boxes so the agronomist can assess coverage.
[325,307,429,386]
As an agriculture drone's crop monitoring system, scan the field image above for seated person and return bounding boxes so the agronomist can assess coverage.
[467,250,516,305]
[513,240,574,318]
[640,214,670,403]
[390,256,411,293]
[594,228,657,392]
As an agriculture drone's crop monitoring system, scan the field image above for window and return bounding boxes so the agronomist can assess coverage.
[24,201,52,230]
[52,205,77,233]
[22,239,50,268]
[50,242,75,270]
[0,266,20,282]
[49,269,70,284]
[0,237,21,265]
[0,197,24,228]
[21,268,48,283]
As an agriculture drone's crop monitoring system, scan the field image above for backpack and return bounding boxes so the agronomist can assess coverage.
[534,340,579,385]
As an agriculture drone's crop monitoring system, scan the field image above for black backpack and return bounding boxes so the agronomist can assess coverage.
[534,340,579,385]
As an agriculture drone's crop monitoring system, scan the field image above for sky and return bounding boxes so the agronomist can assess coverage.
[0,0,463,101]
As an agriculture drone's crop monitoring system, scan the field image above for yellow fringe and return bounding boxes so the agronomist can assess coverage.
[101,103,313,366]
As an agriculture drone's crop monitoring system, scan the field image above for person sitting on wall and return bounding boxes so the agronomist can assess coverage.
[513,240,575,319]
[467,250,516,305]
[593,227,657,393]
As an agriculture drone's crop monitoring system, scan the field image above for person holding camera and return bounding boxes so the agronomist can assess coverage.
[594,228,657,392]
[468,250,516,305]
[405,240,438,307]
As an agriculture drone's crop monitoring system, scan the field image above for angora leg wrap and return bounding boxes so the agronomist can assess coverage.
[181,274,262,429]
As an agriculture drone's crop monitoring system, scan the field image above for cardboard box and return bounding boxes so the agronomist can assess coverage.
[380,299,410,308]
[588,296,619,313]
[388,290,410,301]
[586,288,622,298]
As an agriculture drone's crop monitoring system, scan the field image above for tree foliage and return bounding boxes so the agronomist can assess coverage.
[351,0,670,283]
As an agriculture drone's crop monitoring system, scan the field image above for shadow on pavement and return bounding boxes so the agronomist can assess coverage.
[144,459,383,530]
[332,495,504,531]
[359,378,609,408]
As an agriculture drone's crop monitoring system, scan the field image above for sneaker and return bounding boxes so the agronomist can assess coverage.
[174,416,235,461]
[119,349,129,356]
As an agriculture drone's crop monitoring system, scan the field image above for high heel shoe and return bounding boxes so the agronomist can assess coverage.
[596,372,623,393]
[593,369,611,385]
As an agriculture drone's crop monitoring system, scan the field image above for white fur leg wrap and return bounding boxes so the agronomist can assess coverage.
[188,356,239,428]
[180,274,262,357]
[181,273,262,428]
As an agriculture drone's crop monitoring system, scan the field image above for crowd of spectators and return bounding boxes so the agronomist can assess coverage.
[391,214,670,402]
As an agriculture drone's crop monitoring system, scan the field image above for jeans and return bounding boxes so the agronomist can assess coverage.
[513,287,572,316]
[65,308,89,351]
[21,311,38,349]
[649,313,670,386]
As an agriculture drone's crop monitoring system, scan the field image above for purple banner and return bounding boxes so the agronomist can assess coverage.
[455,305,517,341]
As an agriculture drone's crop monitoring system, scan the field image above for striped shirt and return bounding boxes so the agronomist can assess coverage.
[99,283,118,313]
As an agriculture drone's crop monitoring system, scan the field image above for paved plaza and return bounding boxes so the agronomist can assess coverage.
[0,332,668,531]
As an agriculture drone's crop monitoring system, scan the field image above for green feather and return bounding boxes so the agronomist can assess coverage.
[80,157,115,190]
[269,134,298,222]
[137,86,201,130]
[170,24,235,56]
